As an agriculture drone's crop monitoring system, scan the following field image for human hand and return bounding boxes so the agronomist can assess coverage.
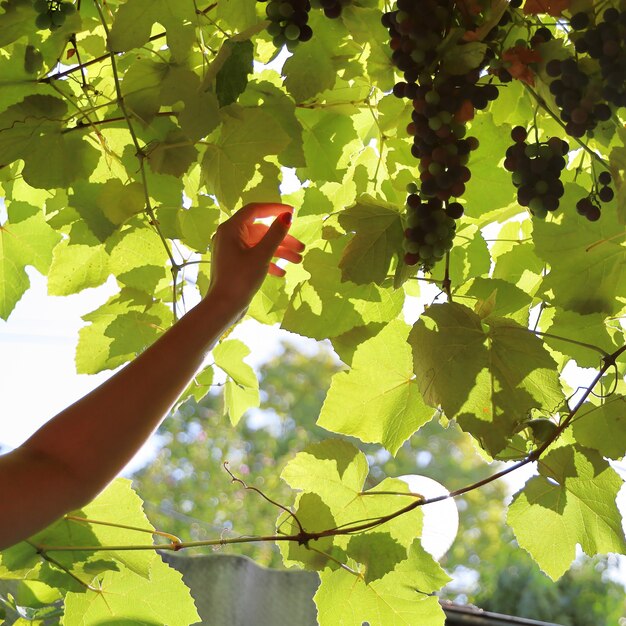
[208,202,305,310]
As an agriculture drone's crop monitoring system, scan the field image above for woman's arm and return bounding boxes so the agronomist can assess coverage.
[0,203,303,550]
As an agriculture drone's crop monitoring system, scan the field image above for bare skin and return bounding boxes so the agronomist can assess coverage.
[0,203,304,550]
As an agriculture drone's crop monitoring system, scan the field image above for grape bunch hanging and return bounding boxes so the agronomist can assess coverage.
[257,0,313,50]
[384,0,623,271]
[33,0,75,31]
[258,0,352,49]
[383,0,498,270]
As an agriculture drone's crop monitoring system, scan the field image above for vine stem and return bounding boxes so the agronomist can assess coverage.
[33,344,626,557]
[223,462,305,535]
[64,515,182,544]
[41,3,219,84]
[92,0,179,316]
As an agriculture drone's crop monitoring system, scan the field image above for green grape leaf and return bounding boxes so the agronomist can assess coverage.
[572,397,626,460]
[279,493,337,571]
[283,36,336,103]
[409,303,563,455]
[180,365,214,405]
[21,130,100,189]
[0,203,61,319]
[107,224,169,294]
[346,532,407,584]
[281,442,425,552]
[337,197,404,285]
[0,95,65,163]
[508,445,626,580]
[0,95,99,189]
[216,40,254,107]
[76,291,168,374]
[318,320,434,454]
[146,131,198,178]
[315,540,446,626]
[216,0,259,31]
[214,339,260,424]
[442,42,488,74]
[63,553,199,625]
[342,7,394,90]
[201,107,290,208]
[97,179,146,226]
[47,240,110,296]
[121,58,170,124]
[223,380,259,426]
[178,202,220,253]
[543,309,618,368]
[299,110,358,183]
[455,277,532,324]
[241,79,305,168]
[281,440,369,513]
[70,479,157,578]
[463,114,515,217]
[108,0,197,55]
[282,241,404,341]
[533,186,626,315]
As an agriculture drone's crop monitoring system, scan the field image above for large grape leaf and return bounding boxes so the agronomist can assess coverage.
[281,441,424,549]
[318,320,434,454]
[408,303,564,455]
[283,35,336,103]
[315,541,447,626]
[508,445,626,580]
[533,185,626,315]
[63,553,199,625]
[0,202,61,319]
[0,95,99,189]
[282,241,404,341]
[201,107,290,208]
[337,197,404,285]
[278,493,338,571]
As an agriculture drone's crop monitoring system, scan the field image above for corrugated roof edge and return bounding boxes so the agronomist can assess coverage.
[442,601,561,626]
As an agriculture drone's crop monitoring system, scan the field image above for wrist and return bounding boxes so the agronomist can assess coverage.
[201,286,250,324]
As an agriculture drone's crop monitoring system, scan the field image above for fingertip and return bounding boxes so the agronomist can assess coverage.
[268,263,286,277]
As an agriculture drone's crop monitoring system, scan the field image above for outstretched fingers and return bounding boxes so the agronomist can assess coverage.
[232,202,294,224]
[245,223,305,252]
[273,245,303,264]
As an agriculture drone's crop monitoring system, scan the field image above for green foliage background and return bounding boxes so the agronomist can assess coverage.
[0,0,625,623]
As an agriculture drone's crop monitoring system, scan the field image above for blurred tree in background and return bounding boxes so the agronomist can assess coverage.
[132,341,625,623]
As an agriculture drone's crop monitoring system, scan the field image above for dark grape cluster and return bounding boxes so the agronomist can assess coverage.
[33,0,75,31]
[311,0,351,19]
[545,57,611,137]
[383,0,498,268]
[576,171,615,222]
[571,6,626,108]
[504,126,568,219]
[257,0,313,50]
[382,0,449,94]
[403,191,457,269]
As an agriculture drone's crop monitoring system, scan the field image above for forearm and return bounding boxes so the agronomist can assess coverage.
[19,288,246,503]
